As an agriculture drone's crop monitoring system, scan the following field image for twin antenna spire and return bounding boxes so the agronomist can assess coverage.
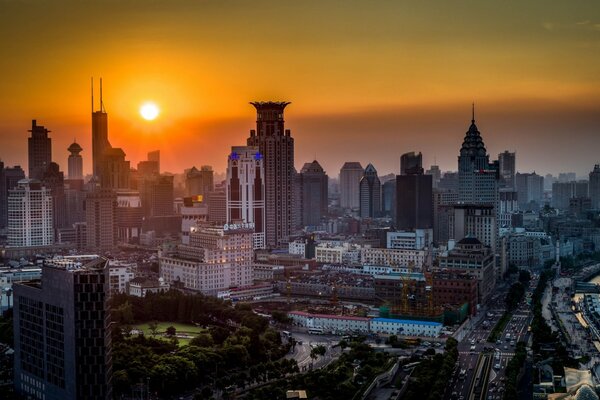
[91,77,106,113]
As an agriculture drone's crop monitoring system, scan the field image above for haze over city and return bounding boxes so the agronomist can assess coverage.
[1,0,600,176]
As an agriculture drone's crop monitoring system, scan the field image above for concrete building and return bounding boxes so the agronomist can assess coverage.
[339,162,363,210]
[359,163,381,218]
[27,120,52,181]
[159,224,254,295]
[360,247,427,269]
[438,237,495,303]
[185,165,214,197]
[426,164,441,188]
[432,271,478,316]
[498,150,516,189]
[207,183,227,224]
[108,262,135,294]
[288,311,370,333]
[139,174,174,218]
[115,190,143,243]
[226,146,266,249]
[370,318,442,337]
[13,255,112,400]
[400,152,423,175]
[247,102,294,247]
[387,229,432,250]
[315,243,362,265]
[7,179,54,247]
[85,187,116,252]
[516,172,544,210]
[381,179,396,220]
[589,165,600,209]
[498,189,519,230]
[42,162,68,230]
[299,160,328,227]
[67,141,83,180]
[0,163,26,230]
[450,204,497,251]
[179,197,209,245]
[128,277,169,297]
[396,153,433,230]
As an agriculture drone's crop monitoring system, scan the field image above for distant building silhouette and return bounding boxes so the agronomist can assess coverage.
[13,255,113,400]
[590,165,600,209]
[400,151,423,175]
[339,162,363,210]
[185,165,214,197]
[299,160,328,227]
[0,162,25,229]
[8,179,54,247]
[27,120,52,181]
[85,187,116,252]
[515,172,544,210]
[67,141,84,180]
[42,162,68,230]
[247,101,294,247]
[498,151,516,189]
[359,164,381,218]
[396,152,433,230]
[226,146,266,249]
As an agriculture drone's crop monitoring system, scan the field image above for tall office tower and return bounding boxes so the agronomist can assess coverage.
[147,150,160,173]
[515,172,544,210]
[425,164,441,188]
[100,148,130,190]
[299,160,328,227]
[64,181,86,227]
[339,162,364,210]
[498,151,516,189]
[0,162,25,229]
[559,172,577,183]
[382,179,397,220]
[92,79,111,178]
[590,165,600,209]
[115,190,143,243]
[85,187,117,252]
[498,189,519,229]
[185,165,214,197]
[207,182,227,223]
[139,174,174,217]
[13,255,112,400]
[7,179,54,247]
[226,146,266,249]
[27,120,52,180]
[67,141,83,179]
[457,110,499,205]
[450,204,497,250]
[400,151,423,175]
[359,164,381,218]
[42,162,68,229]
[292,168,302,229]
[159,224,254,295]
[396,153,433,230]
[246,101,294,247]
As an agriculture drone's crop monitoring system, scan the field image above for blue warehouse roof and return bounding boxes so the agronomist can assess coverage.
[372,317,442,327]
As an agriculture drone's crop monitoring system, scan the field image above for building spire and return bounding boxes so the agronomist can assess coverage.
[472,102,475,123]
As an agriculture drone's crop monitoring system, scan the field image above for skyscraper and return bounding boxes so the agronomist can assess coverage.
[498,151,516,189]
[85,187,117,252]
[27,120,52,181]
[0,162,25,229]
[246,101,294,247]
[457,109,499,205]
[42,162,68,229]
[359,163,381,218]
[67,141,83,180]
[339,162,363,210]
[396,153,433,231]
[92,80,110,179]
[226,146,266,249]
[7,179,54,247]
[185,165,214,197]
[13,255,113,400]
[590,165,600,209]
[147,150,160,173]
[139,174,174,218]
[299,160,328,226]
[515,172,544,210]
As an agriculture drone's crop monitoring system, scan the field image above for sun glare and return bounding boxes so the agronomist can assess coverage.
[140,102,159,120]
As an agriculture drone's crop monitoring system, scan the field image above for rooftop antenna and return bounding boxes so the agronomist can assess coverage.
[91,77,94,113]
[472,102,475,123]
[100,78,105,113]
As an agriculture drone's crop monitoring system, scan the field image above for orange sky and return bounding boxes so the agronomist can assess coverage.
[1,1,600,177]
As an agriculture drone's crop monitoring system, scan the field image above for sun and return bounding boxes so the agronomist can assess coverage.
[140,102,160,121]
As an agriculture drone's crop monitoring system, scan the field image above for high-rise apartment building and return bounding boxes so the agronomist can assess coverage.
[450,204,497,251]
[515,172,544,210]
[85,187,116,252]
[498,151,516,189]
[246,102,294,247]
[13,255,112,400]
[7,179,54,247]
[381,179,396,220]
[147,150,160,173]
[139,174,174,218]
[339,162,364,210]
[299,160,328,226]
[27,120,52,181]
[396,169,433,230]
[185,165,214,197]
[67,141,83,180]
[0,162,25,229]
[42,162,68,229]
[359,164,381,218]
[226,146,266,249]
[207,183,227,224]
[589,165,600,209]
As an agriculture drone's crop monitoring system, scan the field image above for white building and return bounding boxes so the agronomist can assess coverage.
[159,224,254,296]
[226,146,266,249]
[7,179,54,247]
[360,247,426,269]
[289,239,307,256]
[315,243,361,264]
[370,318,442,337]
[288,311,370,333]
[108,262,135,294]
[129,277,169,297]
[179,198,208,245]
[387,229,432,250]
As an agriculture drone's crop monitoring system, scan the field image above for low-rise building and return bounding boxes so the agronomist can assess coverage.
[360,247,427,269]
[288,311,370,333]
[370,317,442,337]
[128,277,169,297]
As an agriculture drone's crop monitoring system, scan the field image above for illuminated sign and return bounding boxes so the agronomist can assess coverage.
[223,222,255,231]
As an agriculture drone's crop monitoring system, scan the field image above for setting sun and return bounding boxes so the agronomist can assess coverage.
[140,102,159,121]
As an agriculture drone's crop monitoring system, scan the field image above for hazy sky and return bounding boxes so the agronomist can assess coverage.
[1,0,599,178]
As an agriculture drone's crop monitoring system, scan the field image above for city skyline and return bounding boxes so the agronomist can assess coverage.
[1,1,600,177]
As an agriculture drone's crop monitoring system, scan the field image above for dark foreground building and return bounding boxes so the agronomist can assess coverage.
[13,256,112,400]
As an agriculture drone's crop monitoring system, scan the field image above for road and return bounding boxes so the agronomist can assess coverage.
[284,330,342,371]
[446,275,537,400]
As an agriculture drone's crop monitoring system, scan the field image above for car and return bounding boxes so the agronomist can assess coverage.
[504,345,508,350]
[494,363,501,369]
[470,345,476,351]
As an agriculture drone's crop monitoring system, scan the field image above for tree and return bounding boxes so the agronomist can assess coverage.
[310,345,326,360]
[166,326,177,337]
[190,333,214,347]
[271,311,291,325]
[148,321,159,337]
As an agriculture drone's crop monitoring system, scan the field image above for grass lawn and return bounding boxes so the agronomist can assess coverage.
[131,322,205,346]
